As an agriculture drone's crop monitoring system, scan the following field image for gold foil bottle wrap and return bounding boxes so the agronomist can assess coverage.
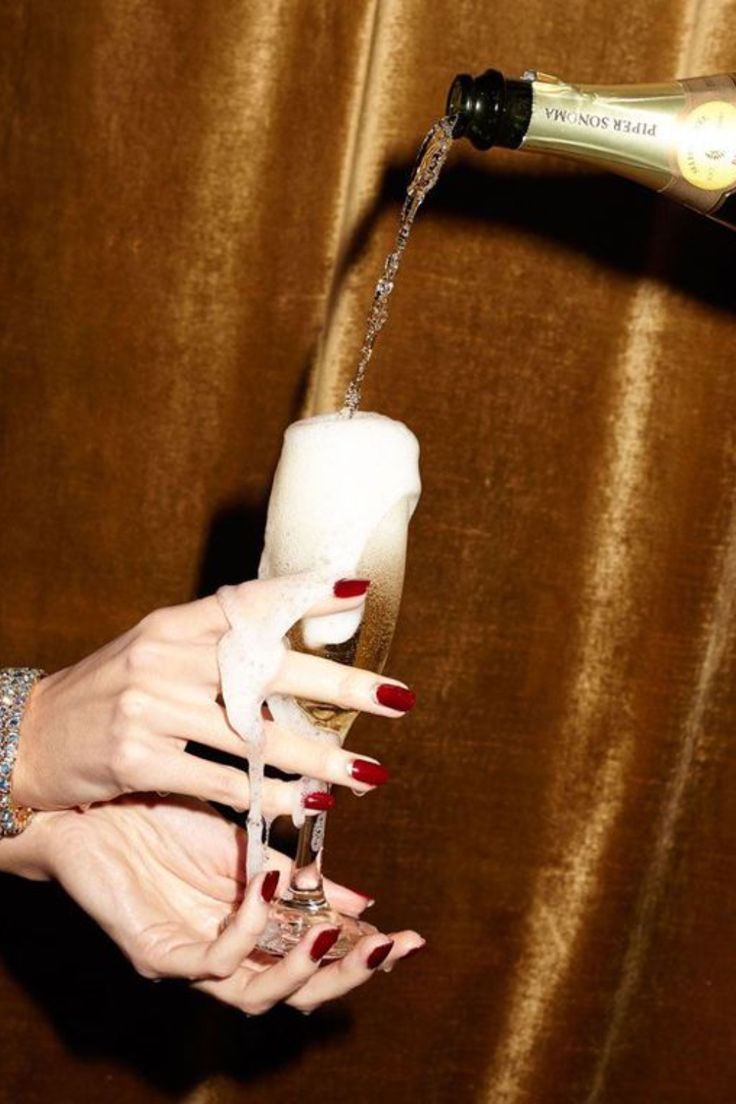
[523,71,736,225]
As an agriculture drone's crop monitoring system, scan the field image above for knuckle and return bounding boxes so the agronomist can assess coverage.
[218,768,248,807]
[241,998,271,1017]
[130,954,158,980]
[111,734,149,789]
[336,668,364,704]
[206,958,232,981]
[116,687,147,722]
[312,743,333,778]
[125,639,162,676]
[268,780,295,818]
[137,608,170,639]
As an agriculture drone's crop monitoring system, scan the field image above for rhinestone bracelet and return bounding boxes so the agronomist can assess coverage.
[0,668,45,838]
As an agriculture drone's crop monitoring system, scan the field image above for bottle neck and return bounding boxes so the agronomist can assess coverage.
[447,69,736,226]
[447,69,532,150]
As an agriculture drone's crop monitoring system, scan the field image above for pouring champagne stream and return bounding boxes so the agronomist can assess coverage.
[214,65,736,965]
[245,117,455,958]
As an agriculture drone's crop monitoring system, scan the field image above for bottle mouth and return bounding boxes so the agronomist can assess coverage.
[445,69,506,150]
[446,74,475,138]
[445,69,532,151]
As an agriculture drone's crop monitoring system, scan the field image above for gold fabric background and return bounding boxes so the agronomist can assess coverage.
[1,2,735,1102]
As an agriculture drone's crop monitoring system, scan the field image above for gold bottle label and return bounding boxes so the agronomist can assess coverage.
[523,72,736,222]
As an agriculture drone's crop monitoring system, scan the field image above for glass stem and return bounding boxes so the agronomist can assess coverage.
[285,793,332,911]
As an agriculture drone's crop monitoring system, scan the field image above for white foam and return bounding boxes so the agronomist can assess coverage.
[216,413,421,883]
[260,412,421,646]
[217,574,331,878]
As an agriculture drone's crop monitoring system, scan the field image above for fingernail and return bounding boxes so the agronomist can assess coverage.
[310,927,340,961]
[401,943,426,960]
[374,683,416,712]
[304,791,336,812]
[261,870,280,904]
[334,578,370,598]
[349,759,390,786]
[367,941,394,969]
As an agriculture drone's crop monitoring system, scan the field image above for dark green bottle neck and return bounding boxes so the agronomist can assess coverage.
[447,69,532,150]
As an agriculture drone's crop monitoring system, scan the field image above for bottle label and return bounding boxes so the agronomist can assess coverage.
[523,77,687,192]
[675,100,736,190]
[523,73,736,219]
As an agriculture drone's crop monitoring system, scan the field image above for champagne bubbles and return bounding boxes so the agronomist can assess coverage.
[342,115,456,415]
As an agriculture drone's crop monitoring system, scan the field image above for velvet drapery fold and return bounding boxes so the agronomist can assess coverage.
[1,3,735,1102]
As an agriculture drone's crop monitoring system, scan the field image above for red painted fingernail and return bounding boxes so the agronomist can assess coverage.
[304,791,336,811]
[401,943,426,960]
[367,941,394,969]
[261,870,279,903]
[349,759,389,786]
[375,683,416,712]
[334,578,370,598]
[310,927,340,962]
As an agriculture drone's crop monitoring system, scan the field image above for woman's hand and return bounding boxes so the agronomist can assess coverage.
[47,796,424,1014]
[13,579,416,813]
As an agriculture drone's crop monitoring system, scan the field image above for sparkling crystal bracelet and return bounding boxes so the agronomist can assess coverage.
[0,668,45,838]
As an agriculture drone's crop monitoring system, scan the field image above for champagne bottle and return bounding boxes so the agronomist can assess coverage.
[447,68,736,229]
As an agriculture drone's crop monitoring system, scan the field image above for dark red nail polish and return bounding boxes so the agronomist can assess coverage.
[261,870,279,904]
[367,941,394,969]
[401,943,426,960]
[350,759,389,786]
[334,578,370,598]
[310,927,340,961]
[375,683,416,712]
[304,791,336,812]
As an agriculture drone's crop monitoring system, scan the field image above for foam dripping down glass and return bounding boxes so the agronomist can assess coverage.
[257,411,421,958]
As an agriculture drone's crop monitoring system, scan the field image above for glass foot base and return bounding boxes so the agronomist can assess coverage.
[258,896,377,960]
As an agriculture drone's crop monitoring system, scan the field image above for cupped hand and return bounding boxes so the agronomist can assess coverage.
[48,796,424,1014]
[13,578,416,813]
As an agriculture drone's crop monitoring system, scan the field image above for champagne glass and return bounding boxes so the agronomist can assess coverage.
[257,411,420,959]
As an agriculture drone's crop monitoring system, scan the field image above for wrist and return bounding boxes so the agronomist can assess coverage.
[1,666,49,815]
[0,810,62,881]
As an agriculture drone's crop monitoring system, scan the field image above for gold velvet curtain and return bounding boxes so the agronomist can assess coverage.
[1,2,736,1102]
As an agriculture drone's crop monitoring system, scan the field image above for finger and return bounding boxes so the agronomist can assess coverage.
[272,652,416,717]
[147,698,386,795]
[378,932,427,973]
[301,585,370,619]
[260,720,386,792]
[151,869,282,980]
[142,748,298,818]
[285,933,395,1012]
[129,642,220,699]
[212,578,370,641]
[216,923,343,1015]
[139,646,413,734]
[182,706,386,793]
[146,578,371,644]
[323,878,375,914]
[287,931,424,1013]
[192,921,341,1015]
[139,691,248,754]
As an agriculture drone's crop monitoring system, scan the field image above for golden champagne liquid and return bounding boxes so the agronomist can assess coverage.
[289,565,403,741]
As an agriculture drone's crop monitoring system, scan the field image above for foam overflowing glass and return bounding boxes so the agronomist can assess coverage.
[256,411,421,958]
